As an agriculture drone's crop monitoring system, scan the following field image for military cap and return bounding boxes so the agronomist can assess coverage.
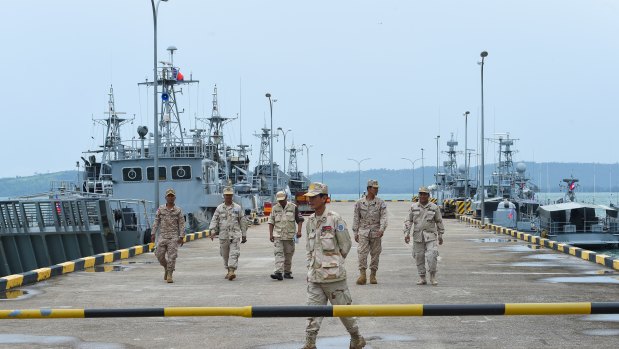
[165,188,176,197]
[418,186,430,194]
[223,186,234,195]
[275,191,287,200]
[304,182,328,197]
[367,179,379,188]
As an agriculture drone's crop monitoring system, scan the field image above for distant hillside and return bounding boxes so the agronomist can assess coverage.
[309,162,619,193]
[0,171,78,198]
[1,162,618,197]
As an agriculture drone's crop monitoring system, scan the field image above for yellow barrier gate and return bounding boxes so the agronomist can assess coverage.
[2,302,618,319]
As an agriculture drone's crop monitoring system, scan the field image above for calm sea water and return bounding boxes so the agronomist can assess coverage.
[331,192,619,204]
[331,192,619,259]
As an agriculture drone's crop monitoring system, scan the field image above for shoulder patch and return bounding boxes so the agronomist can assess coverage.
[337,223,345,232]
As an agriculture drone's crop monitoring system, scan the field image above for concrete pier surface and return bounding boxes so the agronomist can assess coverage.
[1,202,618,348]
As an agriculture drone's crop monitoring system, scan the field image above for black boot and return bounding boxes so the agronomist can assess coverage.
[270,272,283,280]
[284,272,293,279]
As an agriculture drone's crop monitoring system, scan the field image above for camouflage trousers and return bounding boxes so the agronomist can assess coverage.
[220,237,241,270]
[305,280,359,337]
[273,239,295,274]
[155,238,179,272]
[413,240,439,276]
[357,235,382,271]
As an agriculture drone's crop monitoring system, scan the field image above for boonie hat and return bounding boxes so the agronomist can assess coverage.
[165,188,176,197]
[223,186,234,195]
[276,191,287,200]
[304,182,328,197]
[418,186,430,194]
[367,179,379,188]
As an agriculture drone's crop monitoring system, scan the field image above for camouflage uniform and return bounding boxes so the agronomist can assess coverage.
[209,202,248,271]
[403,201,445,277]
[152,204,185,274]
[268,200,304,275]
[305,210,359,338]
[352,196,388,271]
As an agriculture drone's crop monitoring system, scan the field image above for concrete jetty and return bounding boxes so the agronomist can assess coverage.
[1,202,618,348]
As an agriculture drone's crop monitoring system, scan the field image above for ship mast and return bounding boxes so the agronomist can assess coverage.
[138,46,199,156]
[94,85,132,179]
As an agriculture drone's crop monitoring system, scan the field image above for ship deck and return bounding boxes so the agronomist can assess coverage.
[1,202,618,348]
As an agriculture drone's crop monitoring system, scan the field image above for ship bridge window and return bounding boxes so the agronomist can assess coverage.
[171,165,192,180]
[122,167,143,182]
[147,166,167,181]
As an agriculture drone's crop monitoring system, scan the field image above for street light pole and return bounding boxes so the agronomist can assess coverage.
[464,111,470,197]
[302,144,312,181]
[402,157,424,193]
[348,158,370,198]
[401,158,414,193]
[480,51,488,225]
[277,127,291,174]
[421,148,425,186]
[320,154,324,182]
[266,93,275,201]
[150,0,168,209]
[435,135,440,180]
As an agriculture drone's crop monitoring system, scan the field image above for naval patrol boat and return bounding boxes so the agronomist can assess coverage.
[535,176,619,248]
[472,134,540,230]
[82,48,263,232]
[431,133,477,217]
[0,48,268,277]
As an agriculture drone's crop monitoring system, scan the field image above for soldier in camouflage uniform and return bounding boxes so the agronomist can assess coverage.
[403,186,445,286]
[302,182,366,349]
[352,179,388,285]
[209,186,248,281]
[268,191,304,280]
[151,188,185,283]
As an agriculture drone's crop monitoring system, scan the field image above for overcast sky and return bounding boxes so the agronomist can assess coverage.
[1,0,618,178]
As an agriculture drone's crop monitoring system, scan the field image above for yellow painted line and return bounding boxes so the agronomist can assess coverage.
[2,275,24,289]
[0,309,85,319]
[581,250,590,261]
[33,268,51,281]
[614,260,619,270]
[334,304,424,317]
[164,306,252,318]
[596,254,610,265]
[134,245,144,255]
[59,262,75,273]
[557,244,566,252]
[83,256,96,268]
[548,241,555,249]
[120,249,129,259]
[505,303,590,315]
[102,253,114,263]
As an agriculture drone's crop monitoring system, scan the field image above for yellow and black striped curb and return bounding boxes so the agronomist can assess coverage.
[0,230,212,292]
[458,216,619,271]
[256,216,269,223]
[331,200,413,203]
[2,302,618,319]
